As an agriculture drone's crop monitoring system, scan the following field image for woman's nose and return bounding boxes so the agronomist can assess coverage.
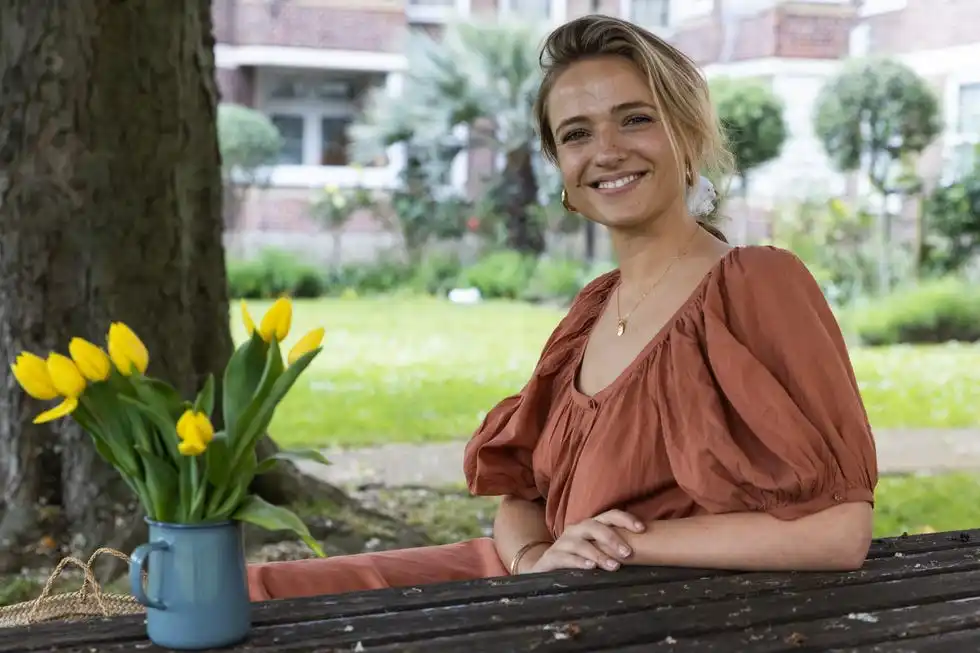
[593,126,627,165]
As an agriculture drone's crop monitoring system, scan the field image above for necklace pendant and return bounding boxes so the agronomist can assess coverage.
[616,319,626,337]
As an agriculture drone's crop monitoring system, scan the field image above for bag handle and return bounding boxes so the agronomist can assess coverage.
[26,547,133,624]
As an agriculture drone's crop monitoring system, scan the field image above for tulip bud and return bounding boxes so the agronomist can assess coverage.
[69,338,111,382]
[176,409,215,457]
[287,327,325,365]
[259,297,292,343]
[46,353,87,399]
[11,352,59,400]
[241,300,256,336]
[107,322,149,376]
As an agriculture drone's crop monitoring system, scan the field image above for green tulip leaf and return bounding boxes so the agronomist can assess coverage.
[233,495,325,558]
[193,374,215,418]
[223,332,268,438]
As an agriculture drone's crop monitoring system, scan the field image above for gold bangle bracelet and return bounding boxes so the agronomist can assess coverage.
[509,540,552,575]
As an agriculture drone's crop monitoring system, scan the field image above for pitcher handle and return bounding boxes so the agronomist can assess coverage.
[130,541,169,610]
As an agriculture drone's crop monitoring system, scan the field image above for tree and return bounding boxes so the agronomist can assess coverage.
[814,57,942,291]
[921,144,980,275]
[710,77,786,190]
[0,0,425,578]
[350,20,549,254]
[217,103,282,230]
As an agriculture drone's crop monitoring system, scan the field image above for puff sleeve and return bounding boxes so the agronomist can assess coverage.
[673,247,877,520]
[462,272,618,500]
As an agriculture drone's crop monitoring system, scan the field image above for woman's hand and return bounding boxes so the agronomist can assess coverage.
[527,510,645,573]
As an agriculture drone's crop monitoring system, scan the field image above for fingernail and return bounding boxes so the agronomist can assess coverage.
[634,522,644,531]
[619,546,631,557]
[605,560,619,570]
[583,560,596,569]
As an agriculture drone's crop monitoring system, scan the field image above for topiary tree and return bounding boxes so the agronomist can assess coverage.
[710,76,787,193]
[217,103,282,230]
[814,57,942,291]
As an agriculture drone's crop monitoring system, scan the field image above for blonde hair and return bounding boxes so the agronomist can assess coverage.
[533,15,734,236]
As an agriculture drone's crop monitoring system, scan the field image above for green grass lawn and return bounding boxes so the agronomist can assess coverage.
[243,297,980,449]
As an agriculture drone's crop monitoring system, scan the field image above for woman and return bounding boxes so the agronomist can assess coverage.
[247,15,877,601]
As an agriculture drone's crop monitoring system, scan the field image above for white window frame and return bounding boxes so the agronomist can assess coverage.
[498,0,566,25]
[406,0,471,24]
[943,72,980,182]
[255,68,405,190]
[619,0,672,31]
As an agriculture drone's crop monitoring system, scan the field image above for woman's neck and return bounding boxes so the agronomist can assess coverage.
[610,207,701,288]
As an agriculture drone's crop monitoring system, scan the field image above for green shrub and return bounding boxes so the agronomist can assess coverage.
[456,250,536,299]
[411,251,463,296]
[227,249,326,299]
[844,277,980,345]
[522,257,586,304]
[327,258,416,296]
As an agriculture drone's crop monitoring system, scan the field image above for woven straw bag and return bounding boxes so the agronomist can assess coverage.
[0,548,144,628]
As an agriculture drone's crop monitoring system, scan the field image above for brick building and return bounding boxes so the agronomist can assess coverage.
[214,0,979,260]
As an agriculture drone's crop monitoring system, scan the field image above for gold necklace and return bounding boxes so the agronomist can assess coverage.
[615,225,701,337]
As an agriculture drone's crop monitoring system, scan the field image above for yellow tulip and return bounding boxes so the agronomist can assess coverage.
[178,437,207,457]
[107,322,149,376]
[46,353,87,399]
[287,327,324,365]
[258,297,292,342]
[68,338,111,382]
[241,300,256,336]
[10,352,59,400]
[34,397,79,424]
[176,409,214,456]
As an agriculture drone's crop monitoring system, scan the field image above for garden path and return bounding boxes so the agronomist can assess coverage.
[295,428,980,488]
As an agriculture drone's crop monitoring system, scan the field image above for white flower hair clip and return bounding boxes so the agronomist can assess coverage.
[686,175,717,217]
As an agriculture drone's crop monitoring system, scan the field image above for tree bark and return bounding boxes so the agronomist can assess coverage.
[501,146,545,255]
[0,0,427,577]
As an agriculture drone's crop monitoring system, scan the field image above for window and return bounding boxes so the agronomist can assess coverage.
[270,115,304,165]
[957,83,980,134]
[629,0,670,28]
[949,82,980,178]
[320,117,351,166]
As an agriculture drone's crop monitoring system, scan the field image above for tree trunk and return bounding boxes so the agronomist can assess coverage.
[0,0,427,577]
[501,146,545,255]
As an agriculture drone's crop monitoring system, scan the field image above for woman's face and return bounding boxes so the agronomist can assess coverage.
[547,55,684,230]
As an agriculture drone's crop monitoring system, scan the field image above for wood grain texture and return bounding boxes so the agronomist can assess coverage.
[5,529,980,652]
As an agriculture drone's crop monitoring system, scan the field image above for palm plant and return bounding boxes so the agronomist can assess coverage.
[349,19,550,254]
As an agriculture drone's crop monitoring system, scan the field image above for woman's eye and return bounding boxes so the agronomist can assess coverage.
[624,115,653,126]
[561,129,588,143]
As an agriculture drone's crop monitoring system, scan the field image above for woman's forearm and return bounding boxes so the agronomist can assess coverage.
[493,495,554,573]
[618,502,873,572]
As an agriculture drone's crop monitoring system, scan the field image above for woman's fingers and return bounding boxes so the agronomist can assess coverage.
[532,546,597,573]
[574,520,633,562]
[556,532,622,570]
[594,509,645,533]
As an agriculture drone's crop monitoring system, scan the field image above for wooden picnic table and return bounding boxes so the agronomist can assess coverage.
[4,528,980,652]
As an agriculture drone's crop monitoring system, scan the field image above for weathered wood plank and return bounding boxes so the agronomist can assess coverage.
[39,560,980,653]
[867,529,977,558]
[320,568,980,653]
[5,530,979,652]
[613,596,980,652]
[826,626,980,652]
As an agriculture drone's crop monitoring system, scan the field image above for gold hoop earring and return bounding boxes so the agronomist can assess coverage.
[561,188,576,213]
[685,165,696,187]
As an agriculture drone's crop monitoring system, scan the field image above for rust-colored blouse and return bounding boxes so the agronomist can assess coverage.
[463,246,878,539]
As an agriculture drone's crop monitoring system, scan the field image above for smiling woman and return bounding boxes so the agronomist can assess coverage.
[246,15,878,602]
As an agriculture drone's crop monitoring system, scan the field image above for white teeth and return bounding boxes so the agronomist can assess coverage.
[597,174,641,189]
